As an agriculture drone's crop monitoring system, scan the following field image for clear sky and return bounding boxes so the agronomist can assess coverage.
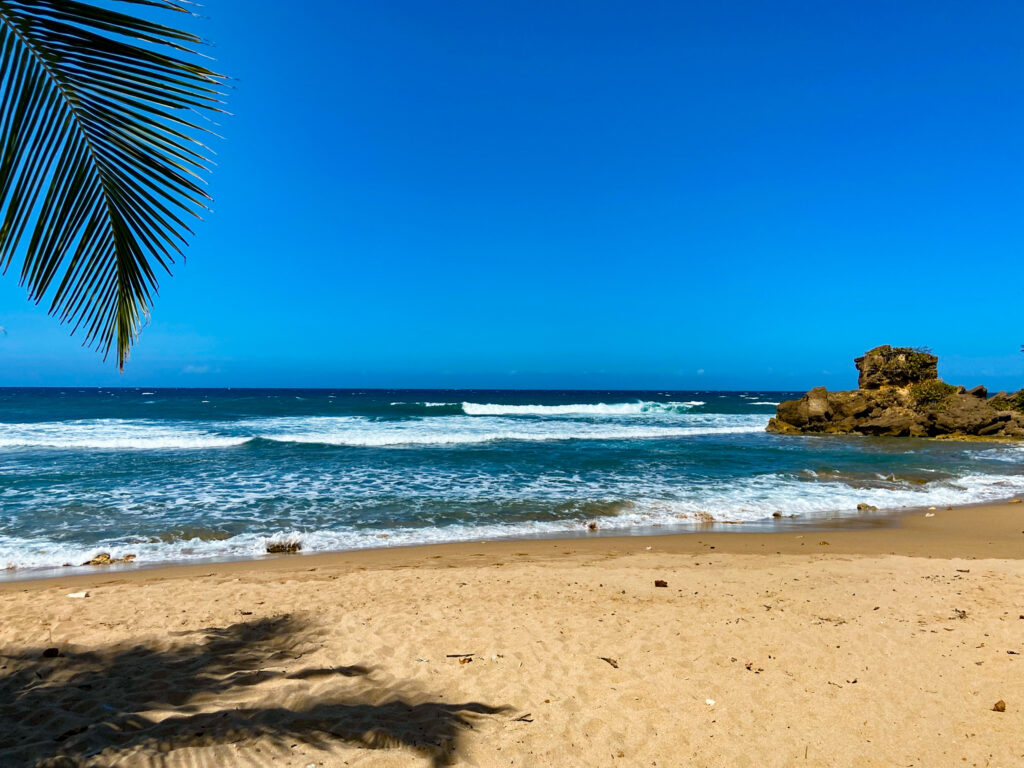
[1,0,1022,389]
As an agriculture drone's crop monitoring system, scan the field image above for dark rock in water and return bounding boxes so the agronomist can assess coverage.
[82,552,136,566]
[767,346,1024,439]
[857,503,878,512]
[266,541,301,554]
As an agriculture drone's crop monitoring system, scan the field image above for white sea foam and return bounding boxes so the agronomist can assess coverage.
[5,468,1023,573]
[4,393,1022,574]
[0,409,758,451]
[750,401,781,406]
[460,401,703,416]
[0,420,248,450]
[251,414,765,447]
[390,402,456,407]
[967,443,1024,463]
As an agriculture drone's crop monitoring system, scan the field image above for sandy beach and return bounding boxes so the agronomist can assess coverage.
[3,1,1023,766]
[2,502,1022,767]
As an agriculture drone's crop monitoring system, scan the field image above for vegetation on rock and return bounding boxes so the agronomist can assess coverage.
[855,345,938,389]
[989,390,1024,413]
[909,380,958,409]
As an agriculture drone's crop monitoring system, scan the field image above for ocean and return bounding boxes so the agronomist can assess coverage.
[1,388,1022,575]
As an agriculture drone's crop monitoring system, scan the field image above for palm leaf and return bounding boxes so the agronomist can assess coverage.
[0,0,225,369]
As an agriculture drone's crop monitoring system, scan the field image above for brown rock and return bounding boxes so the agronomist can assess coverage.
[855,346,938,390]
[864,346,938,388]
[775,398,811,429]
[772,387,834,431]
[932,395,1007,435]
[857,406,926,437]
[988,389,1024,412]
[827,390,874,421]
[266,541,301,554]
[805,387,831,422]
[83,552,136,566]
[766,346,1024,440]
[766,416,802,435]
[992,700,1006,712]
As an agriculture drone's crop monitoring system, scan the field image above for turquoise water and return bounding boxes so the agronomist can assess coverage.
[1,388,1022,573]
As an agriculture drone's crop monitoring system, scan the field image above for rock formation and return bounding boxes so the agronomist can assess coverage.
[767,345,1024,438]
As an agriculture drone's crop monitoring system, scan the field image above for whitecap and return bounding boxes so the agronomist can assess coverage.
[248,414,766,447]
[0,420,248,450]
[5,469,1024,573]
[460,401,701,416]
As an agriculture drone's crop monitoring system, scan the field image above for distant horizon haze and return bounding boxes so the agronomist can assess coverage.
[0,350,1020,393]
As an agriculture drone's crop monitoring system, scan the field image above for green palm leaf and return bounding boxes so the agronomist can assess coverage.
[0,0,225,369]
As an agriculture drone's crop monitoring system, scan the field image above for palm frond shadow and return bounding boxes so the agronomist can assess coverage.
[0,614,510,767]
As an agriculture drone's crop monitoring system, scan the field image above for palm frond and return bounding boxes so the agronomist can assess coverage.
[0,0,225,369]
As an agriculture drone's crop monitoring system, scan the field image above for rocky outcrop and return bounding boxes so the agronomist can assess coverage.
[767,346,1024,439]
[855,345,938,389]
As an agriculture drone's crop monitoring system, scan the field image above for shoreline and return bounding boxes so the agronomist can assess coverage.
[5,498,1022,591]
[2,499,1022,766]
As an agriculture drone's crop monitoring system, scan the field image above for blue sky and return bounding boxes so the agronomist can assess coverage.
[1,0,1022,389]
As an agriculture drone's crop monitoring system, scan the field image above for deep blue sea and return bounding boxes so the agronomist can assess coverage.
[1,388,1022,574]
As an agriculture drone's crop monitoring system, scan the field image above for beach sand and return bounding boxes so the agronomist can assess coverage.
[2,503,1022,767]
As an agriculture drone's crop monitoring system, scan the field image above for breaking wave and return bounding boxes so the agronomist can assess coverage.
[4,468,1023,573]
[0,420,248,450]
[460,401,704,416]
[252,414,764,446]
[2,388,1021,576]
[0,412,764,450]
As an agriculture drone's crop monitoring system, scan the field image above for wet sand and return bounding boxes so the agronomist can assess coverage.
[2,501,1022,766]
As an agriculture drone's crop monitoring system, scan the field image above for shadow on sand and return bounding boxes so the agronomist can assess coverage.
[0,614,509,767]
